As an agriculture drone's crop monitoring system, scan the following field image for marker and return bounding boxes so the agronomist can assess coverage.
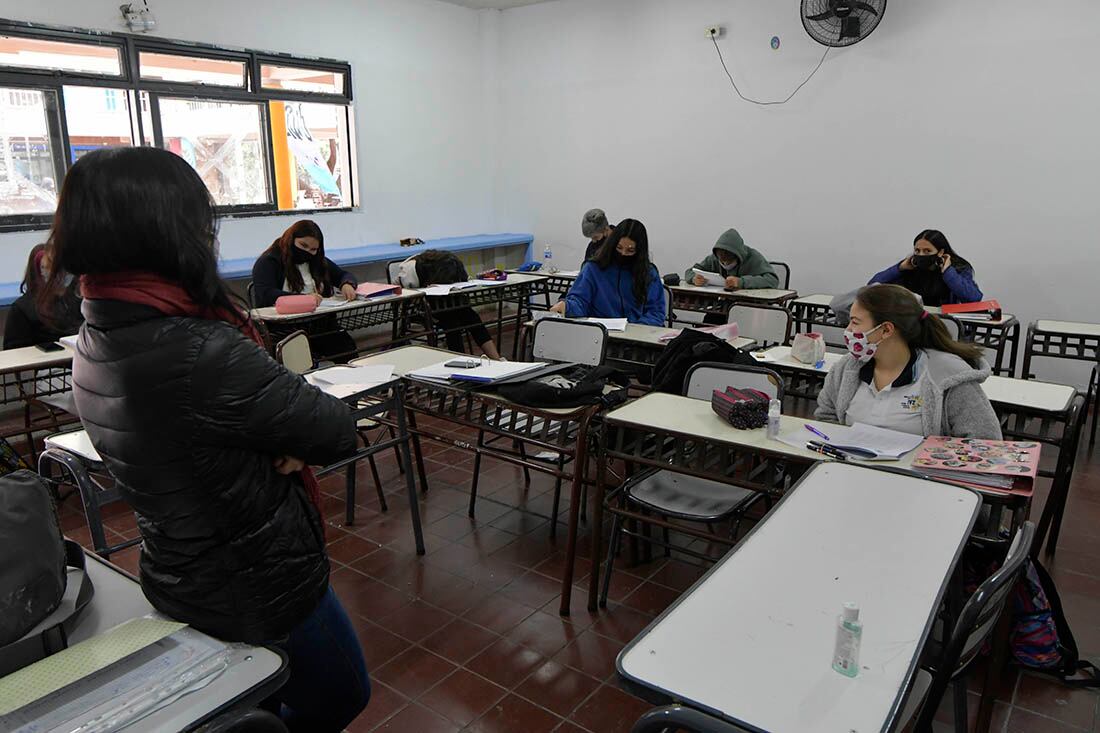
[805,424,831,441]
[807,441,848,461]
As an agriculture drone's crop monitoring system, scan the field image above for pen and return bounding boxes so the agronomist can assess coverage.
[806,441,848,461]
[805,424,830,441]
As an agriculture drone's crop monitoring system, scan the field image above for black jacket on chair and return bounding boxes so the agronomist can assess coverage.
[251,250,357,308]
[72,299,358,643]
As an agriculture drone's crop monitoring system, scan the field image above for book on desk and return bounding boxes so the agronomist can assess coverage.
[908,436,1039,492]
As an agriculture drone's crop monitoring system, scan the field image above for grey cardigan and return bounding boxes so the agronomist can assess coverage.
[815,349,1003,440]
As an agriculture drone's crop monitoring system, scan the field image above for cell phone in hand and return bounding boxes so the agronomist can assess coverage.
[35,342,65,353]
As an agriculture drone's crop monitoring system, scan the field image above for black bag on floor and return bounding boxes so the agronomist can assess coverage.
[496,365,631,409]
[649,328,757,393]
[0,470,94,651]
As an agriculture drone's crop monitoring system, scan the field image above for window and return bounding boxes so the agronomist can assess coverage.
[261,64,344,95]
[159,98,269,206]
[0,86,60,216]
[0,34,122,76]
[139,51,246,88]
[62,87,136,162]
[0,21,356,228]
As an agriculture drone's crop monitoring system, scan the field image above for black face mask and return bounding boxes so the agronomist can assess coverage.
[291,246,315,265]
[910,254,939,270]
[614,252,637,268]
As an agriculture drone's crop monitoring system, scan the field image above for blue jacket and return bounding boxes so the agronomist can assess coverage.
[869,263,983,305]
[564,262,667,326]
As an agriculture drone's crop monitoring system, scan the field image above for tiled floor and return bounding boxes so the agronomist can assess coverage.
[39,385,1100,732]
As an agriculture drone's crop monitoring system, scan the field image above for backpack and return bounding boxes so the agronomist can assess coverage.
[648,328,757,393]
[1010,557,1100,687]
[496,365,631,409]
[0,470,94,661]
[0,435,26,477]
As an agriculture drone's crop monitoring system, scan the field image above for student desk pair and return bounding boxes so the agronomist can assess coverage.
[349,345,603,616]
[789,293,1022,377]
[0,552,287,732]
[617,461,981,733]
[516,269,578,310]
[1022,319,1100,447]
[421,273,548,360]
[0,343,77,448]
[668,285,798,324]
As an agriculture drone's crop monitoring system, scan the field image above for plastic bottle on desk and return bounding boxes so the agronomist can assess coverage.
[832,602,863,678]
[543,243,557,274]
[766,399,781,440]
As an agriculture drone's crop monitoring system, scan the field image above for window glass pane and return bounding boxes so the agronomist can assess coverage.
[159,98,269,207]
[261,64,344,95]
[0,87,59,216]
[0,35,121,76]
[272,101,352,210]
[63,87,136,163]
[139,52,246,87]
[138,92,155,146]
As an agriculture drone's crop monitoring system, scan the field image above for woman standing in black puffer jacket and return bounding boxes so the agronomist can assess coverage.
[45,147,368,732]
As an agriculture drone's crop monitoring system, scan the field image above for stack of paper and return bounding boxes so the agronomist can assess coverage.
[691,269,727,288]
[409,360,548,385]
[316,298,349,309]
[307,365,395,398]
[777,422,924,460]
[580,317,627,332]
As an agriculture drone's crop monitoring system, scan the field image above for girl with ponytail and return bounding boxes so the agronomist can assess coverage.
[815,284,1001,439]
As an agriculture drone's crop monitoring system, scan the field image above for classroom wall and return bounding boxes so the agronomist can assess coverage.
[491,0,1100,384]
[0,0,493,276]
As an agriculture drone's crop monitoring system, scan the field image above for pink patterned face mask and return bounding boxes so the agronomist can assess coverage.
[843,323,884,364]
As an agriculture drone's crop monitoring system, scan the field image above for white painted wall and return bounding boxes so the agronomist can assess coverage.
[492,0,1100,383]
[0,0,493,275]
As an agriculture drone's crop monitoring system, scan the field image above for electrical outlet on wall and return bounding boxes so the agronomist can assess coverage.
[704,25,726,39]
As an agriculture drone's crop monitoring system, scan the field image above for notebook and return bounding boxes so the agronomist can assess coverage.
[408,360,549,385]
[777,422,924,460]
[941,300,1002,321]
[356,282,401,298]
[909,436,1040,491]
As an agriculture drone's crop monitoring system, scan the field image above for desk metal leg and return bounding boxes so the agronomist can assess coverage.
[406,410,431,496]
[345,464,356,525]
[559,419,591,617]
[586,430,607,613]
[511,291,526,361]
[395,389,426,556]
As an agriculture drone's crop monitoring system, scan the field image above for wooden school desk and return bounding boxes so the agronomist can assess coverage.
[617,462,980,733]
[350,345,603,616]
[668,285,798,324]
[0,552,287,733]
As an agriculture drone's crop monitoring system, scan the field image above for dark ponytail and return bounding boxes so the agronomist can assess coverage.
[855,284,984,366]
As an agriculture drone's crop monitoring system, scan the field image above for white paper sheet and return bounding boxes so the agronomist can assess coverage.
[777,421,923,460]
[580,317,627,332]
[312,365,394,386]
[409,359,548,384]
[691,269,727,288]
[316,298,349,309]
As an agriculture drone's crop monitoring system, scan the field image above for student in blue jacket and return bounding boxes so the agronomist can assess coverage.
[550,218,666,326]
[868,230,983,306]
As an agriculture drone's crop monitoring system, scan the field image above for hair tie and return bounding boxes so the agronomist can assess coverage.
[920,311,929,321]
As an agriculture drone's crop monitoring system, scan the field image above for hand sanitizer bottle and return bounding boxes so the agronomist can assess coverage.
[543,243,556,274]
[832,602,862,677]
[766,399,781,440]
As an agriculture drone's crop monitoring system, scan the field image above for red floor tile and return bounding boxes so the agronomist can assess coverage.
[571,684,653,733]
[372,702,460,733]
[373,646,458,699]
[508,610,585,658]
[464,594,538,635]
[467,638,547,690]
[466,693,562,733]
[551,630,624,682]
[419,669,508,727]
[377,599,455,643]
[1005,706,1093,732]
[326,532,382,564]
[1013,672,1097,730]
[514,659,602,718]
[345,682,407,732]
[421,618,500,665]
[350,615,412,671]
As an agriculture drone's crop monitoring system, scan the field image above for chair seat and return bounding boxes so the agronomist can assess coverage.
[626,470,756,519]
[898,668,932,727]
[36,391,78,416]
[44,430,102,463]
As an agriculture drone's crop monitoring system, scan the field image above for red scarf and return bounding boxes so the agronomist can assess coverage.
[81,271,325,523]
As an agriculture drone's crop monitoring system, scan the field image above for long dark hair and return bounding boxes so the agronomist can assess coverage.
[21,244,47,297]
[29,243,82,329]
[265,219,333,295]
[45,147,241,321]
[856,284,983,365]
[899,229,974,306]
[592,218,656,305]
[913,229,972,271]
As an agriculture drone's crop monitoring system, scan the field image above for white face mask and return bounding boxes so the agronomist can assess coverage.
[843,323,884,364]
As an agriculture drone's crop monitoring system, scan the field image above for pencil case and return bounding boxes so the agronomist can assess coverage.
[711,387,770,430]
[274,295,318,315]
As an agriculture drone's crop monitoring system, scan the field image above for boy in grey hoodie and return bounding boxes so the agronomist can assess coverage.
[684,229,779,291]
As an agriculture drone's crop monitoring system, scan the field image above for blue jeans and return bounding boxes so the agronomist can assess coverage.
[266,586,370,732]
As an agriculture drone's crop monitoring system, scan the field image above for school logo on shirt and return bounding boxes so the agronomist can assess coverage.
[901,394,923,412]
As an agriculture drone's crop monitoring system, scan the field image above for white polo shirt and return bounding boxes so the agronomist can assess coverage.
[845,350,928,436]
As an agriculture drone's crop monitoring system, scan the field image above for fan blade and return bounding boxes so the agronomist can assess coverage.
[806,10,836,21]
[839,15,861,39]
[851,1,879,15]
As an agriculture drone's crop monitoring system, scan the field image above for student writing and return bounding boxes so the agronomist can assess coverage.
[550,218,666,326]
[56,148,369,732]
[868,229,983,306]
[815,284,1001,439]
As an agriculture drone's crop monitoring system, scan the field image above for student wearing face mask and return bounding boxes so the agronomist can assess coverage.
[868,229,983,306]
[684,229,779,325]
[252,220,357,308]
[252,220,359,361]
[549,218,666,326]
[3,244,83,349]
[581,208,613,262]
[815,284,1001,439]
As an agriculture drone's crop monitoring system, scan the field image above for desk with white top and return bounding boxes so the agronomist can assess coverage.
[1,552,287,732]
[0,343,78,447]
[421,273,548,359]
[617,461,980,733]
[668,285,798,324]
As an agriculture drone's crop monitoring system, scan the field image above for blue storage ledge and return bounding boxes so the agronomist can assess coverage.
[0,233,535,306]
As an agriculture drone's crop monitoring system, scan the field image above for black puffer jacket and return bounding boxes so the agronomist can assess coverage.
[73,299,357,643]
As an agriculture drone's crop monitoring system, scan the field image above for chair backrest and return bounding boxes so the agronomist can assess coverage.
[914,522,1036,730]
[769,261,791,289]
[939,314,961,341]
[246,281,255,310]
[663,284,675,327]
[275,331,314,375]
[632,705,751,733]
[727,304,791,347]
[386,259,406,285]
[684,362,783,401]
[532,319,607,366]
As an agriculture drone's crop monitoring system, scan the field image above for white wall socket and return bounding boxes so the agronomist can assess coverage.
[704,25,725,39]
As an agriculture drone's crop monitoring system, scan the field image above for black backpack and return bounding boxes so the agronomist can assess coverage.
[0,470,94,662]
[649,328,758,393]
[496,365,631,409]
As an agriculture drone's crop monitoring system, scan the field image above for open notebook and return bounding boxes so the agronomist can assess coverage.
[408,359,549,385]
[778,421,924,460]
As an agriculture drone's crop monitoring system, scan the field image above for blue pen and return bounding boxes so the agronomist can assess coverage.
[805,424,830,441]
[814,359,825,370]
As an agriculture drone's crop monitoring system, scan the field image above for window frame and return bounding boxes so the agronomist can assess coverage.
[0,18,355,232]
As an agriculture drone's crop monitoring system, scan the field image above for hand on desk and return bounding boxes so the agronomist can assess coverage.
[341,284,357,301]
[549,301,566,315]
[724,276,741,290]
[273,455,306,474]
